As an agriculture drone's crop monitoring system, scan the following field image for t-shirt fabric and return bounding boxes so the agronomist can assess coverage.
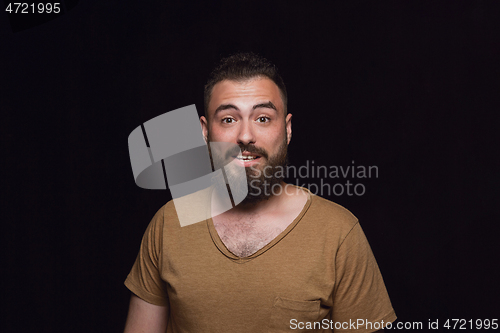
[125,187,396,332]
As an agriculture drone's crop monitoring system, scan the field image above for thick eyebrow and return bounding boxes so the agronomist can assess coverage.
[214,104,239,116]
[252,101,277,112]
[213,101,277,116]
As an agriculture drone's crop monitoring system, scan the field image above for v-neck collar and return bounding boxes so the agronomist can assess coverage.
[206,185,313,263]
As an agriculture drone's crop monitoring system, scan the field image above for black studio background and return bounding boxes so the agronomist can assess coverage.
[2,1,499,332]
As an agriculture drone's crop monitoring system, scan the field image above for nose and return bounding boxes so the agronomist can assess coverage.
[236,120,256,146]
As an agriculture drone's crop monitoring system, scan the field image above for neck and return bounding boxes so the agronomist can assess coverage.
[231,181,286,215]
[212,181,305,219]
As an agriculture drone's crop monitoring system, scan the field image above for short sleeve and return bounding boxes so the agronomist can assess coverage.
[332,222,396,332]
[124,207,169,306]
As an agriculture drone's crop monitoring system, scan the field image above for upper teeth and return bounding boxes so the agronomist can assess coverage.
[237,155,257,160]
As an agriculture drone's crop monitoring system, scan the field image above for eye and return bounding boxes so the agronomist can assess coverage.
[257,116,270,123]
[221,117,235,124]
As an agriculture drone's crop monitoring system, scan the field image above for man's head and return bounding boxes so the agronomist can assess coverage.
[200,53,292,204]
[203,52,288,122]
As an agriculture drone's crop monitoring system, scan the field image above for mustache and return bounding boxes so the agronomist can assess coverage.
[236,144,268,159]
[223,144,268,160]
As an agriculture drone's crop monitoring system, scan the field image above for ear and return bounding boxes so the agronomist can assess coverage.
[285,113,292,145]
[200,116,209,143]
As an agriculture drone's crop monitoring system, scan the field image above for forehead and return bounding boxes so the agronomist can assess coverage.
[208,77,283,115]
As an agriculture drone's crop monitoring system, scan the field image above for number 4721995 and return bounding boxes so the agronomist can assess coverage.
[6,3,61,14]
[444,319,498,330]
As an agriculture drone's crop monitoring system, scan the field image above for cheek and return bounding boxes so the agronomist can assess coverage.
[265,127,287,144]
[207,126,235,142]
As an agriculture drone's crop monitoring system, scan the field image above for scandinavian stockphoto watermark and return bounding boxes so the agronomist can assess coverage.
[248,160,379,197]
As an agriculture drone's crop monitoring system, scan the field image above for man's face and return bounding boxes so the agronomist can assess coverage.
[200,77,292,202]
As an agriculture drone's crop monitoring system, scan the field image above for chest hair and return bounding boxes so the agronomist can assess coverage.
[214,216,285,258]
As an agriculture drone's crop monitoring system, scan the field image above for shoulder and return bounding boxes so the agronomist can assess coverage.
[149,199,208,234]
[150,200,181,228]
[289,187,363,250]
[160,200,178,222]
[298,189,360,241]
[286,184,359,229]
[303,188,358,226]
[310,194,358,225]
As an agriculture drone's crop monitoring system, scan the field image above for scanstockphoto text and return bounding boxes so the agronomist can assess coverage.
[248,160,379,197]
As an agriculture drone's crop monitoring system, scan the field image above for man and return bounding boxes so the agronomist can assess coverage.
[124,53,396,332]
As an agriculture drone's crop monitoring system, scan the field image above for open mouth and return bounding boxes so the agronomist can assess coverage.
[235,153,261,161]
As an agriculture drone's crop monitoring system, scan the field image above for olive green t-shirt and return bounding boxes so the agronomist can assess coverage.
[125,188,396,332]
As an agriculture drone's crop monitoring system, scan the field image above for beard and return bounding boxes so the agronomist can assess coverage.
[207,135,289,205]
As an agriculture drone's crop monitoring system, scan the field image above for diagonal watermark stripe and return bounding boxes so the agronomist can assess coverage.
[127,105,248,227]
